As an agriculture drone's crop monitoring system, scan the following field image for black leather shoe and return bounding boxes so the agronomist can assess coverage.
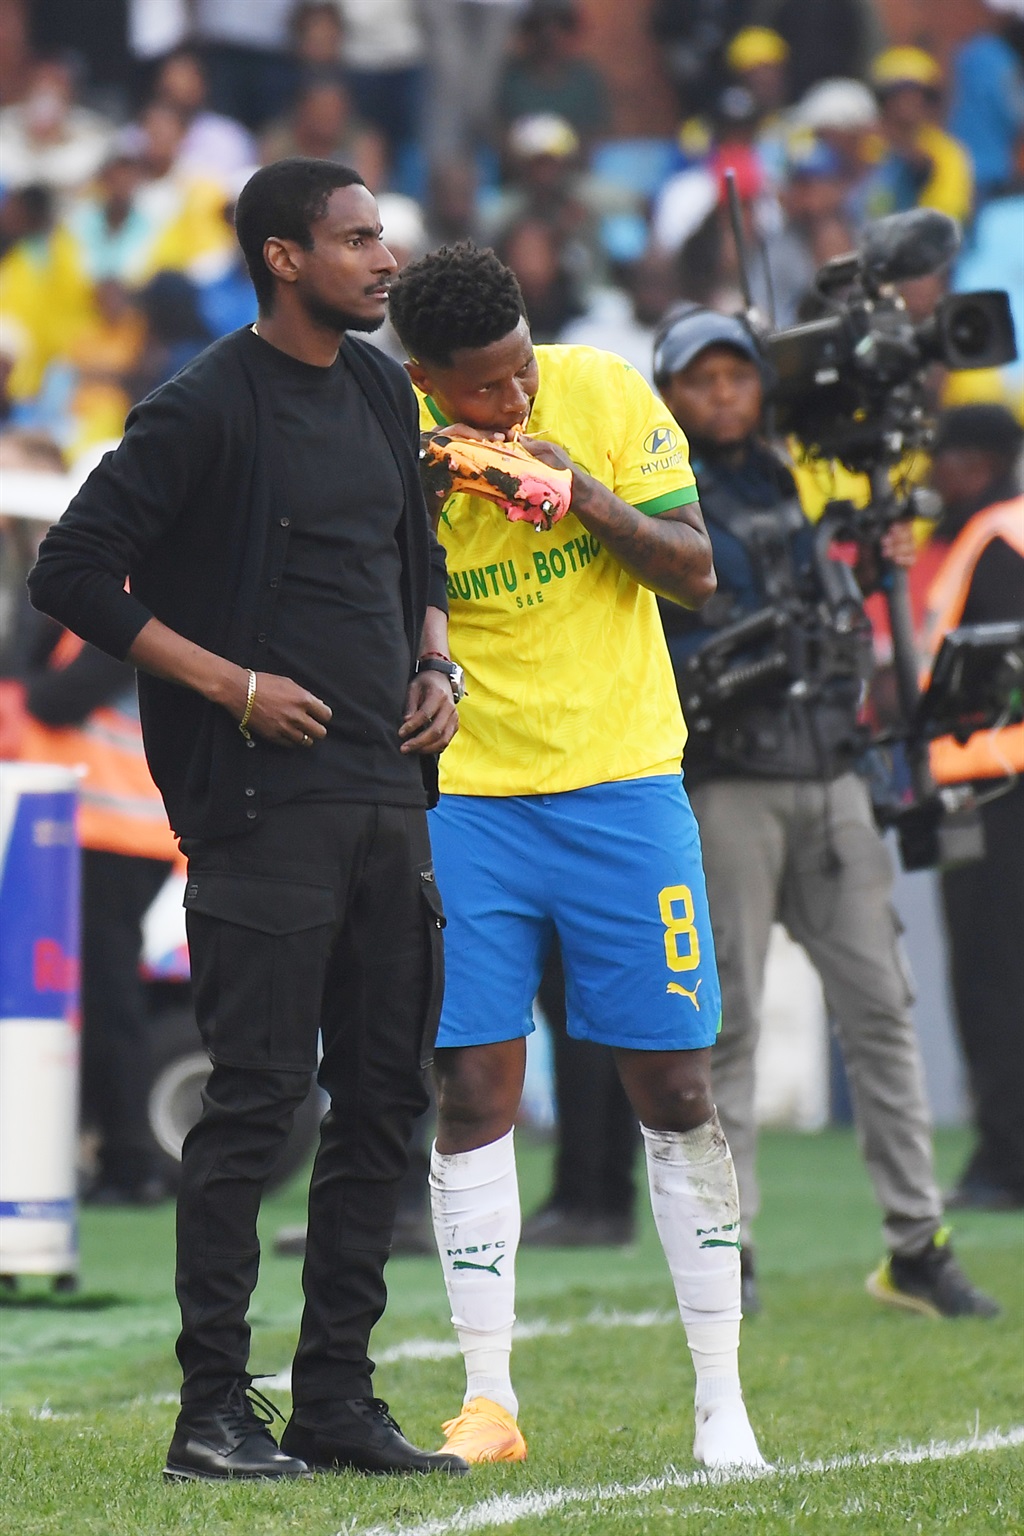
[281,1398,468,1476]
[163,1382,311,1482]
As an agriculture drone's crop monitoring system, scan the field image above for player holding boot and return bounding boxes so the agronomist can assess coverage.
[388,243,766,1472]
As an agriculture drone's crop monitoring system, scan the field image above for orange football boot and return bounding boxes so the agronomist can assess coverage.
[439,1398,527,1464]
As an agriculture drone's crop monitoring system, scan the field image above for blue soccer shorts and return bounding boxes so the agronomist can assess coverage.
[429,774,722,1051]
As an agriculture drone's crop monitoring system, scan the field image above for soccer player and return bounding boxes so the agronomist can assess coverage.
[387,244,765,1471]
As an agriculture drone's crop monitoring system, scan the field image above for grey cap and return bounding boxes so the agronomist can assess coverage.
[653,306,762,385]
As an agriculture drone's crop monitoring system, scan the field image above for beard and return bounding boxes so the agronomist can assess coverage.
[301,288,387,334]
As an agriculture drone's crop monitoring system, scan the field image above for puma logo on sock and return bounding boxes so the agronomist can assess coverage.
[447,1240,506,1276]
[451,1255,505,1275]
[696,1221,741,1250]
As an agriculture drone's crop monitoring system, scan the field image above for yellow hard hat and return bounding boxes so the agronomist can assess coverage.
[870,46,943,92]
[942,367,1024,423]
[726,26,789,74]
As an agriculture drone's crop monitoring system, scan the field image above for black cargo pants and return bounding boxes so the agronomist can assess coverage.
[175,800,444,1417]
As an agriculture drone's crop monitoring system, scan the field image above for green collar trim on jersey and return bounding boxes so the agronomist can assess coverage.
[634,483,700,517]
[424,395,449,426]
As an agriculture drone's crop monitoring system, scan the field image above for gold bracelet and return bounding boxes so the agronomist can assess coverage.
[238,669,257,739]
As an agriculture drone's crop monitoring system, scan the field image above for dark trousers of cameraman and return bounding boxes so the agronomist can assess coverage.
[539,941,639,1221]
[690,772,943,1257]
[941,781,1024,1204]
[175,801,436,1416]
[80,849,174,1192]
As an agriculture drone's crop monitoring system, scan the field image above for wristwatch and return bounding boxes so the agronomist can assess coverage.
[416,656,467,703]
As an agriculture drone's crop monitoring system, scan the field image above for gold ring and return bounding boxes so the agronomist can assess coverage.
[302,733,312,745]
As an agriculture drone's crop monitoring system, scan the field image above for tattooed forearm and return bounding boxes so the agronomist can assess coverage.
[569,471,716,609]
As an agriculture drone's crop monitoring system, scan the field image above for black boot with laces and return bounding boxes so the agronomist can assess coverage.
[164,1381,311,1482]
[281,1397,468,1475]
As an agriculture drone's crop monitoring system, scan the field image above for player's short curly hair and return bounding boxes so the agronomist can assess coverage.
[388,242,526,366]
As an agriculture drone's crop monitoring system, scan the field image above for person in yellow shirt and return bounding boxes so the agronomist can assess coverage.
[864,47,973,225]
[387,243,765,1473]
[21,279,146,458]
[0,185,93,402]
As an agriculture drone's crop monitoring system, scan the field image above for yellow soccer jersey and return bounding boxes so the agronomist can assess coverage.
[418,344,699,796]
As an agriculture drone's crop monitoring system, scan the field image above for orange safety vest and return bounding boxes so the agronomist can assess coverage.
[920,496,1024,784]
[18,629,178,861]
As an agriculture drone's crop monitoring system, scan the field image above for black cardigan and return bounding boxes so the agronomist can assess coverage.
[28,329,448,838]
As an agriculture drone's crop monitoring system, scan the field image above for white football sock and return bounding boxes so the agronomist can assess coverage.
[429,1129,520,1419]
[642,1114,766,1469]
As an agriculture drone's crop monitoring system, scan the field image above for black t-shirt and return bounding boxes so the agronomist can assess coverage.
[249,330,424,808]
[962,539,1024,627]
[936,480,1024,629]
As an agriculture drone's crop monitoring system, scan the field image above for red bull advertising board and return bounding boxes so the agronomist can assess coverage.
[0,762,80,1288]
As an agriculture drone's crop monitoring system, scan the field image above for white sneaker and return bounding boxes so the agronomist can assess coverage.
[693,1397,769,1472]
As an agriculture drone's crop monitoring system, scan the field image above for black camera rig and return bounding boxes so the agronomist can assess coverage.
[677,499,874,738]
[696,185,1021,868]
[758,207,1015,471]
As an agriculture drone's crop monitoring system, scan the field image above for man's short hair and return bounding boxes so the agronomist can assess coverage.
[932,404,1024,468]
[388,242,526,366]
[234,158,364,310]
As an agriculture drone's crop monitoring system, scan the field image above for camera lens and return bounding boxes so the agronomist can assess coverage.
[946,302,992,360]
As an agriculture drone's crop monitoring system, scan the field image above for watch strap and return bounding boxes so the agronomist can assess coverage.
[416,655,465,701]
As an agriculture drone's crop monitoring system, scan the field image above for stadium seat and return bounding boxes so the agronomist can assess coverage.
[591,138,679,200]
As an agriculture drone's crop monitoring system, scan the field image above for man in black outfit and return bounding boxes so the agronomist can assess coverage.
[29,158,468,1481]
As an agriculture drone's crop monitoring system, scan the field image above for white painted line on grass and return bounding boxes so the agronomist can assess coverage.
[260,1310,675,1393]
[344,1426,1024,1536]
[5,1309,676,1417]
[0,1312,179,1362]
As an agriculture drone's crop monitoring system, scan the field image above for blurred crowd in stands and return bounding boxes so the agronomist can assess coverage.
[0,0,1020,514]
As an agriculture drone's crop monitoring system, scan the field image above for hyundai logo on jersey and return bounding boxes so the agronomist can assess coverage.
[644,427,679,455]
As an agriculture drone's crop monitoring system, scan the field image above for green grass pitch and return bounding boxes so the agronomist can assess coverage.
[2,1128,1021,1535]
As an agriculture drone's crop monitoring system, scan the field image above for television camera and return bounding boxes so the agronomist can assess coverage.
[757,206,1015,472]
[682,193,1021,869]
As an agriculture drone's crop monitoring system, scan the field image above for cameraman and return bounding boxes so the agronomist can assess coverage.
[653,306,998,1321]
